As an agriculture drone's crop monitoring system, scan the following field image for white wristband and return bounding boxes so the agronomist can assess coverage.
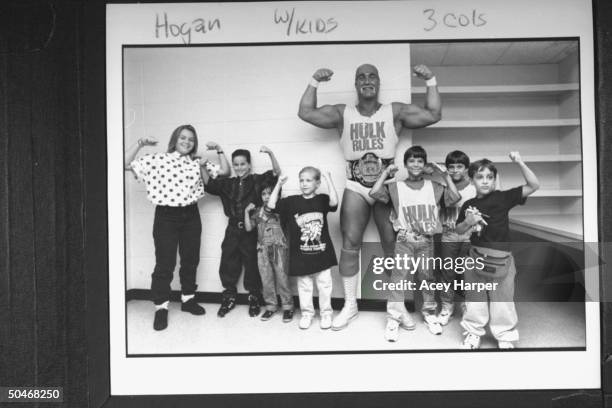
[309,78,320,88]
[425,76,437,87]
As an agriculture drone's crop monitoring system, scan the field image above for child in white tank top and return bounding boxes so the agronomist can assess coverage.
[369,146,460,342]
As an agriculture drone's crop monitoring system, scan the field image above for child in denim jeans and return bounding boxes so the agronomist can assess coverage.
[244,184,294,322]
[438,150,477,325]
[370,146,460,342]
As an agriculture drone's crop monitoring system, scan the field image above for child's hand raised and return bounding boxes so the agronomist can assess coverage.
[138,137,158,147]
[320,170,332,179]
[430,162,447,174]
[509,151,523,163]
[260,146,272,154]
[279,174,289,185]
[245,203,256,213]
[385,164,399,178]
[422,163,435,175]
[205,141,221,151]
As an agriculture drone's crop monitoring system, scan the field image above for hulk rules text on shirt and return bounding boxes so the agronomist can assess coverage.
[350,121,387,152]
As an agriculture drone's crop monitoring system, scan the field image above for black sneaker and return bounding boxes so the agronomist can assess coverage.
[248,294,261,317]
[282,309,294,323]
[181,298,206,315]
[260,310,275,321]
[153,309,168,331]
[217,296,236,318]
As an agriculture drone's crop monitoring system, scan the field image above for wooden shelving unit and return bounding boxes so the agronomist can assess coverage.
[412,82,579,96]
[411,50,583,242]
[427,118,580,128]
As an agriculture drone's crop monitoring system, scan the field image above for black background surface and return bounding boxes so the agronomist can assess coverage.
[0,0,610,407]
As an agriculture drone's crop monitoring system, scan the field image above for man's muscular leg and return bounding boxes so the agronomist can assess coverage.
[373,201,396,259]
[332,189,370,330]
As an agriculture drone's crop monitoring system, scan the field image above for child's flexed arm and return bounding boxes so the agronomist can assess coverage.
[510,151,540,197]
[430,162,461,206]
[260,146,281,176]
[321,171,338,207]
[267,174,288,210]
[244,203,257,232]
[201,141,230,185]
[125,137,157,171]
[368,164,399,203]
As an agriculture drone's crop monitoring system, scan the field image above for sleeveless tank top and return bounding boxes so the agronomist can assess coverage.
[394,180,441,236]
[339,104,398,161]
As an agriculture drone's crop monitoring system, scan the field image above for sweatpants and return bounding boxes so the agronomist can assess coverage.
[460,246,519,342]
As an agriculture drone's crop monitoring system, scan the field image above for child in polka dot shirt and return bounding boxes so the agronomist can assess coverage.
[125,124,230,331]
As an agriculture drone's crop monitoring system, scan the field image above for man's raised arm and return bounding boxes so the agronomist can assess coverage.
[298,68,343,129]
[394,64,442,129]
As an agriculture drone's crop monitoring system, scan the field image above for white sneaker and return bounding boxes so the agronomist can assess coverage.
[498,341,515,349]
[384,318,400,342]
[437,309,452,326]
[320,314,332,330]
[398,313,416,330]
[299,314,313,329]
[461,332,481,349]
[423,313,442,335]
[331,302,358,330]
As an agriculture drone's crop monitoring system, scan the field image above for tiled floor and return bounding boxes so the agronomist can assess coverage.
[126,300,586,355]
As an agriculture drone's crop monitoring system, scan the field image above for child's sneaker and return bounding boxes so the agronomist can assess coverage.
[437,308,452,326]
[260,310,275,321]
[384,318,400,342]
[299,314,313,329]
[461,332,481,349]
[423,313,442,335]
[217,296,236,317]
[398,313,416,330]
[248,294,261,317]
[320,314,332,330]
[282,310,294,323]
[498,341,515,349]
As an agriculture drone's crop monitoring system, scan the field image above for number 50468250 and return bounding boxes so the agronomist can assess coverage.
[2,387,62,402]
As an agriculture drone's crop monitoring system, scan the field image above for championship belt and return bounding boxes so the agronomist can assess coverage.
[346,153,393,188]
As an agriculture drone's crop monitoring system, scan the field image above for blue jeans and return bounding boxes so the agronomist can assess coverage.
[439,239,471,312]
[387,239,436,319]
[150,204,201,305]
[258,244,293,311]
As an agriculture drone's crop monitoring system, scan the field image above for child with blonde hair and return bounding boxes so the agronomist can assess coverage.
[268,167,338,329]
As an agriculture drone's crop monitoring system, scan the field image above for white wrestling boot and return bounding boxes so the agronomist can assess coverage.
[331,275,359,330]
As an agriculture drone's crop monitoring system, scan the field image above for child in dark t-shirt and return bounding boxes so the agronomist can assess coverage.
[455,152,540,350]
[202,145,280,318]
[268,167,339,330]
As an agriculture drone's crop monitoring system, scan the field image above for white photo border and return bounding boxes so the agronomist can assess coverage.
[107,0,600,395]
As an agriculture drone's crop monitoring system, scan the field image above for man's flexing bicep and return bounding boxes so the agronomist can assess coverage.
[393,102,442,130]
[298,103,345,129]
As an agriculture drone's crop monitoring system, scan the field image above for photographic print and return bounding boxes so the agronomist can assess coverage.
[107,0,599,395]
